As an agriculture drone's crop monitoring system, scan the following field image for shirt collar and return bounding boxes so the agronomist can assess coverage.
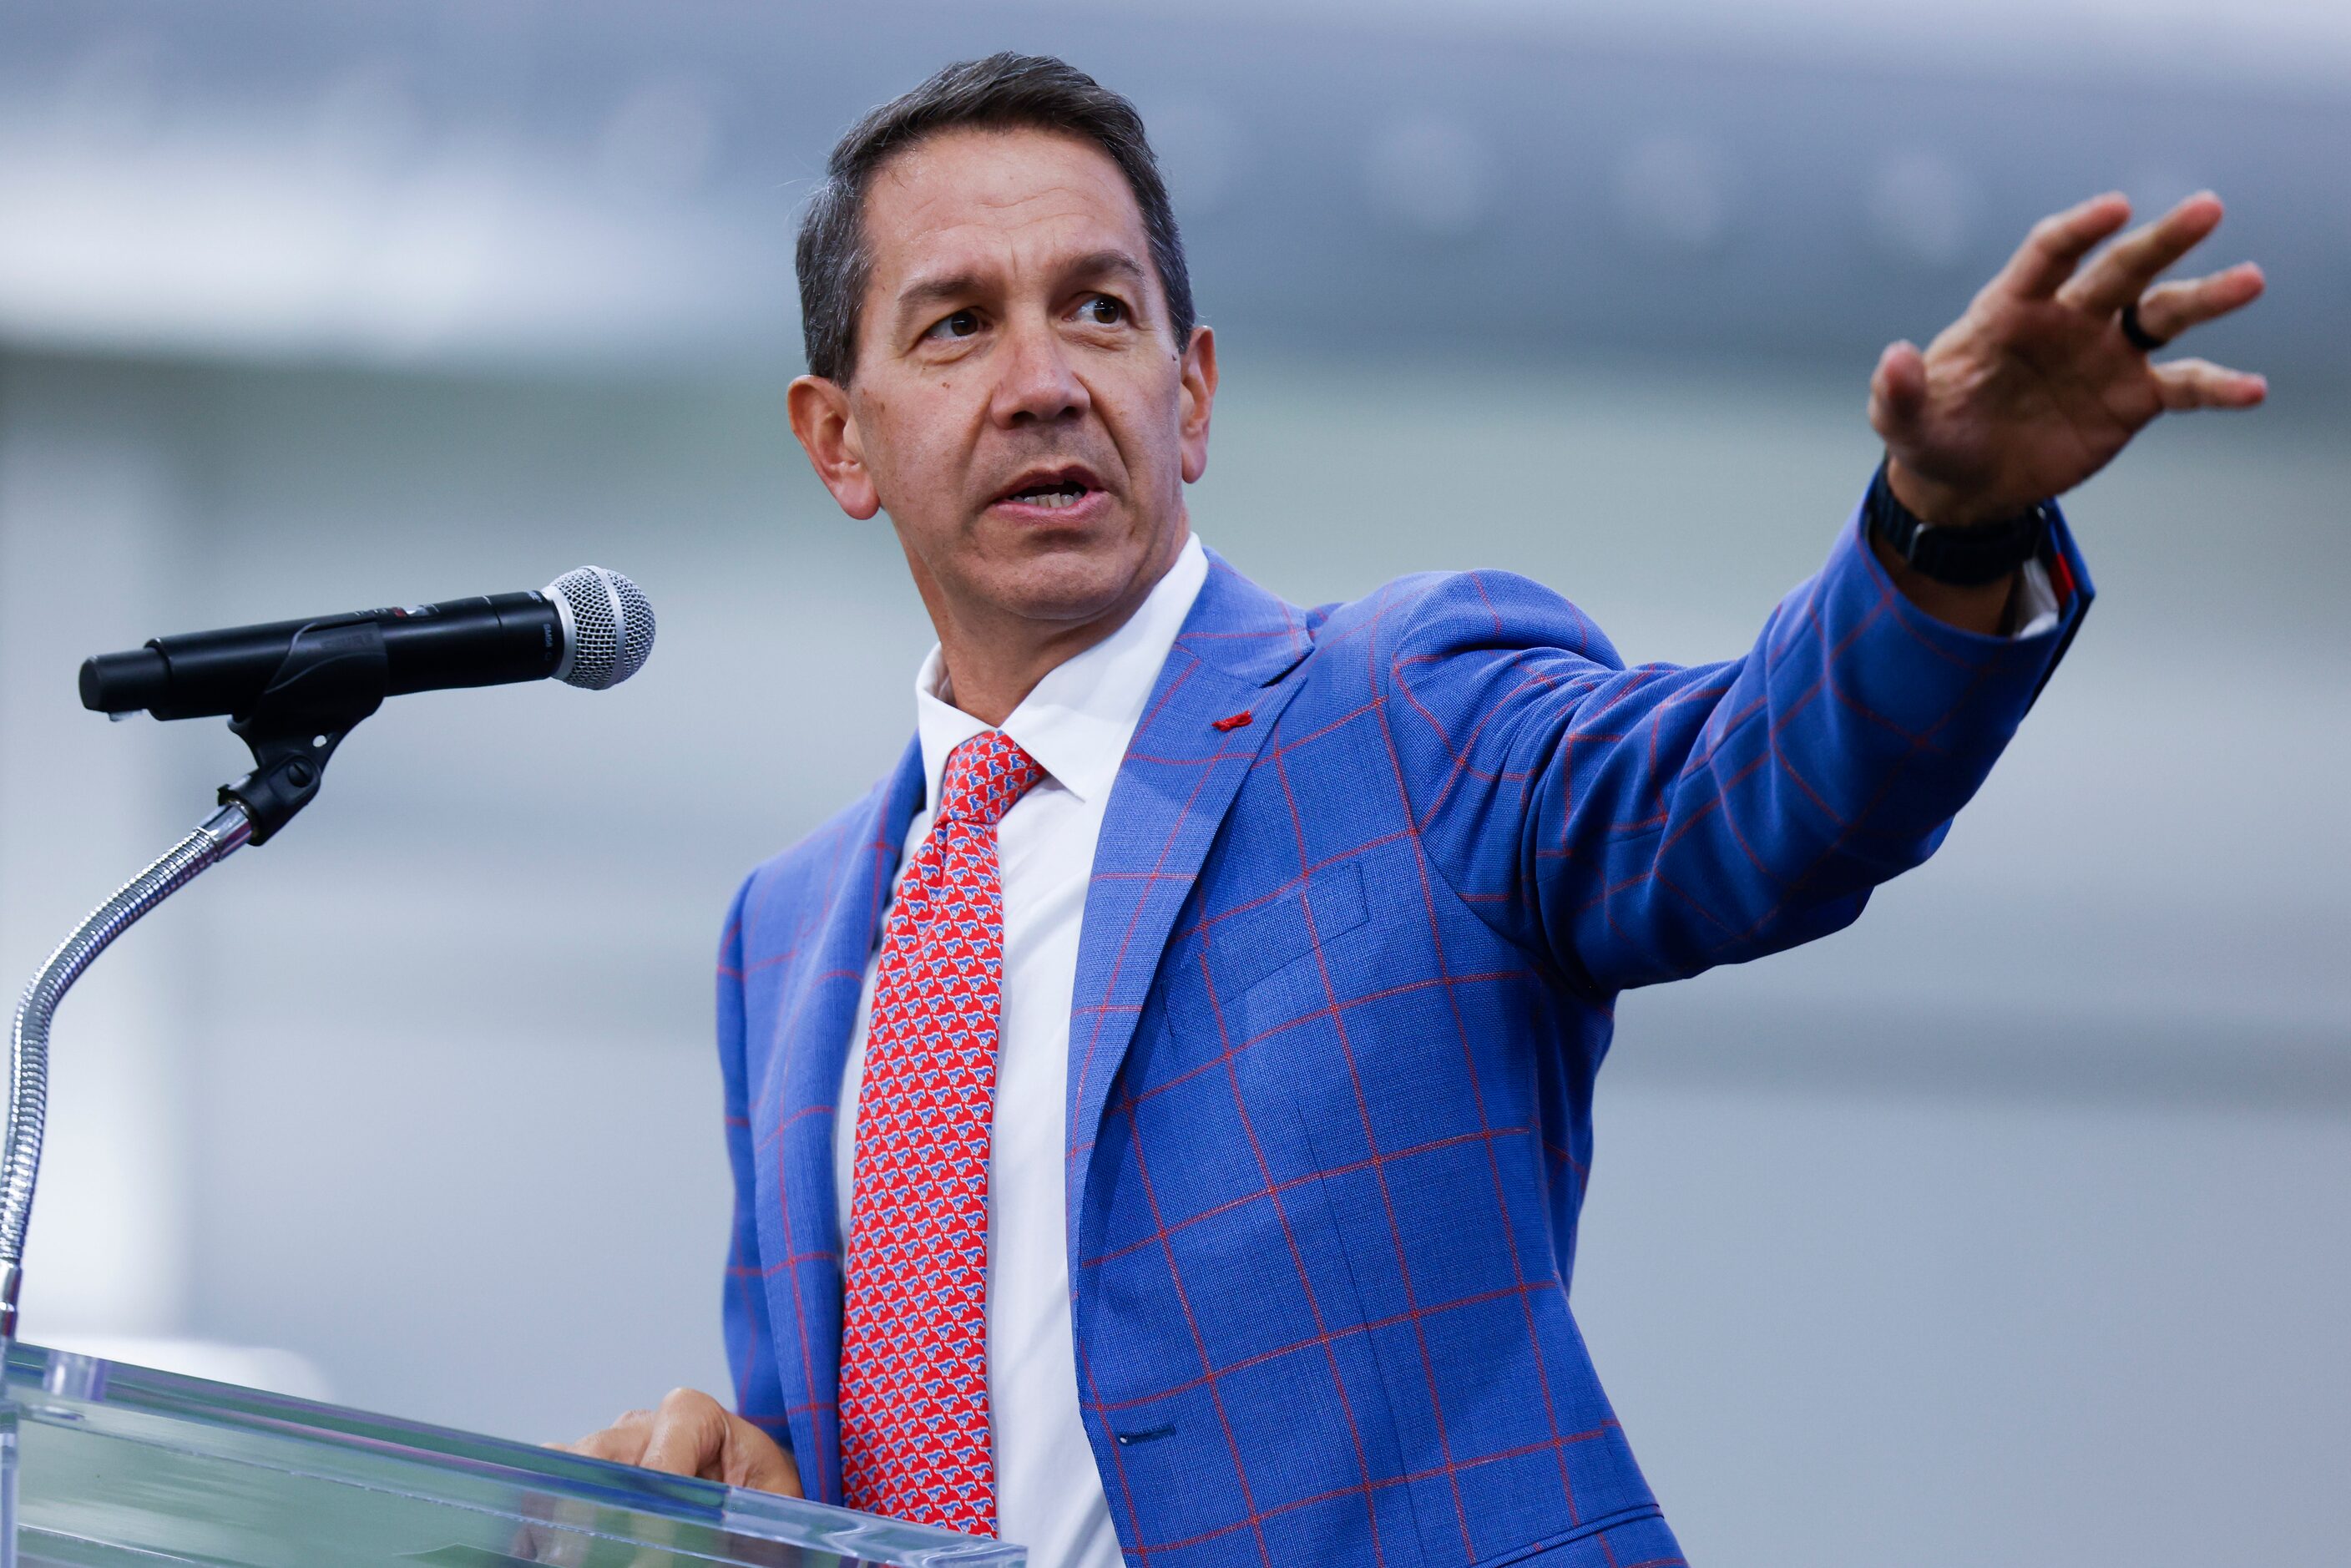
[914,531,1209,811]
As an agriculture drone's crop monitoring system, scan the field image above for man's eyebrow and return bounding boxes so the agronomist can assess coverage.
[893,271,986,331]
[891,250,1152,333]
[1065,249,1150,290]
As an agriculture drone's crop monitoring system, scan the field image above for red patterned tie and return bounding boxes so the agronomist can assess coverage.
[839,729,1044,1535]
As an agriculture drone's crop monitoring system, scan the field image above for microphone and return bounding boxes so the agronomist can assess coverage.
[78,566,655,721]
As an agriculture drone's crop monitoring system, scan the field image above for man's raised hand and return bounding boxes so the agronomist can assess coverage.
[1870,191,2266,529]
[561,1387,802,1495]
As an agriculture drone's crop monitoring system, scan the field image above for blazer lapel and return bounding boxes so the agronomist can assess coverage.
[753,736,923,1505]
[1065,550,1316,1247]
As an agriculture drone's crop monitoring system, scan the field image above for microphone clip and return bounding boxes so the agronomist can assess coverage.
[218,618,390,845]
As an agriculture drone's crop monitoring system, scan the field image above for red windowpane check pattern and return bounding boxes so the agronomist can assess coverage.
[837,729,1043,1536]
[720,522,2086,1562]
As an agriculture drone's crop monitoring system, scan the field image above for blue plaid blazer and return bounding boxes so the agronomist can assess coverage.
[718,498,2089,1566]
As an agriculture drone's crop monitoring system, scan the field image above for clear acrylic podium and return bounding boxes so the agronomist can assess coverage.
[0,1341,1024,1567]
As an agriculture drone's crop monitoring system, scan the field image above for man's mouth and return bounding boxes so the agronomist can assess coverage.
[993,467,1105,513]
[1004,478,1091,510]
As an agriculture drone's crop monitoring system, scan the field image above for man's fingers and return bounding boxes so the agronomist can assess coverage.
[1995,192,2131,299]
[719,1415,805,1495]
[2152,357,2268,412]
[2133,262,2266,342]
[1866,339,1928,441]
[596,1388,801,1495]
[2060,191,2224,316]
[560,1391,783,1493]
[565,1409,655,1467]
[639,1388,731,1479]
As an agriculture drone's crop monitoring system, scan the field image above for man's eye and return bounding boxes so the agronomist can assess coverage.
[1080,296,1125,326]
[928,310,980,340]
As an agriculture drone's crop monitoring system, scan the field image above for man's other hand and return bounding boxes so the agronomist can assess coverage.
[561,1388,802,1495]
[1870,190,2266,531]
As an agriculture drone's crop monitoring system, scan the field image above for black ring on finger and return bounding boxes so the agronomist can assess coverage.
[2120,300,2169,353]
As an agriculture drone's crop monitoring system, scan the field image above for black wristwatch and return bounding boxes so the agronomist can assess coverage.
[1865,459,2050,587]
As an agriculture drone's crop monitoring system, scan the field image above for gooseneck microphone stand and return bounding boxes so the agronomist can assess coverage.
[0,615,394,1350]
[2,804,254,1342]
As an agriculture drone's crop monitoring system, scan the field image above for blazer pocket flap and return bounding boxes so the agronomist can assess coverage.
[1204,860,1369,998]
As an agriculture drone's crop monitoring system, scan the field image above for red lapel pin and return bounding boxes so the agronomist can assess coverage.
[1211,710,1253,732]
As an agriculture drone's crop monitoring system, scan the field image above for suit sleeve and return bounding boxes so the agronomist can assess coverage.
[1377,495,2091,994]
[716,872,792,1452]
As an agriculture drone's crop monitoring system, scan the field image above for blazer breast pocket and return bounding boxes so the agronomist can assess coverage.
[1150,859,1375,1096]
[1190,859,1371,1038]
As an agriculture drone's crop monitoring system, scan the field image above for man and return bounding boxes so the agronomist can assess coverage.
[568,53,2264,1566]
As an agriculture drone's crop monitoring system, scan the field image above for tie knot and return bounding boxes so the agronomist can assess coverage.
[936,730,1044,828]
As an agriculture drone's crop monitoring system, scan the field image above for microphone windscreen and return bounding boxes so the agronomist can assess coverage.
[546,566,655,690]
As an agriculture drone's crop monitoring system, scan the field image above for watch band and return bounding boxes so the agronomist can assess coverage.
[1865,460,2050,587]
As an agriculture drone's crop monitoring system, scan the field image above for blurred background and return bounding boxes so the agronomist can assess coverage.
[2,1,2346,1562]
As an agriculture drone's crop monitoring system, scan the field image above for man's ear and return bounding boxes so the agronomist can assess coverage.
[787,374,882,519]
[1177,325,1217,486]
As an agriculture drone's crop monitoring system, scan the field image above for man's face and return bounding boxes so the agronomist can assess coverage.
[791,126,1214,640]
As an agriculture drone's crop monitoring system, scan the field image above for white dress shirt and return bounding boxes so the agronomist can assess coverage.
[832,527,2053,1564]
[836,532,1209,1568]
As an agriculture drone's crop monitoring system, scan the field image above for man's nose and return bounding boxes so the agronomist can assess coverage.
[989,316,1090,428]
